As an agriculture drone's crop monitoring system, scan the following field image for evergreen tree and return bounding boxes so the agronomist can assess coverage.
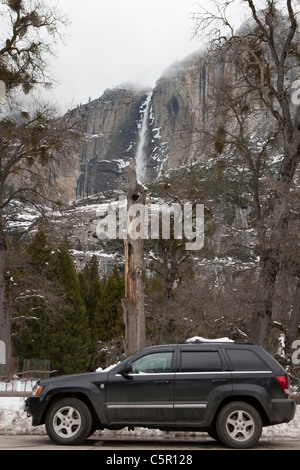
[48,243,91,374]
[12,228,59,362]
[79,260,125,369]
[78,272,90,311]
[82,256,99,285]
[11,231,91,375]
[79,256,103,362]
[25,229,52,269]
[95,266,125,341]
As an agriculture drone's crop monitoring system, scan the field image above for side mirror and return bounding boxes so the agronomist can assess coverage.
[119,362,133,379]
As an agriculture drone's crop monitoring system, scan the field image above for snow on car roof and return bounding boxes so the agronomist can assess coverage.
[186,336,234,343]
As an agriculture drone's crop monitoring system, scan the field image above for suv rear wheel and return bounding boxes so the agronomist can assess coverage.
[216,401,262,449]
[45,398,92,445]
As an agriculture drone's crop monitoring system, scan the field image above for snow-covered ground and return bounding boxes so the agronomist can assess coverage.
[0,385,299,440]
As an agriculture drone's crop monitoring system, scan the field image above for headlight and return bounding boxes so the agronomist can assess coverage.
[32,382,43,396]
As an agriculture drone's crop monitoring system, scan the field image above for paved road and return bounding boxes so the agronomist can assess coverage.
[0,434,299,450]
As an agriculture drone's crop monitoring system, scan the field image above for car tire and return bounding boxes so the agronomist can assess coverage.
[216,401,262,449]
[45,398,92,445]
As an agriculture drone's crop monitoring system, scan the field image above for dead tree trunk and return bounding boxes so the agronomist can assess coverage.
[122,162,146,356]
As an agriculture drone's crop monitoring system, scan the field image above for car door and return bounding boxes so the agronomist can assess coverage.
[174,347,231,424]
[105,349,175,425]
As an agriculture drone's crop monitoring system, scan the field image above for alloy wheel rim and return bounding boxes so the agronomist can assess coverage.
[225,409,255,442]
[53,406,82,439]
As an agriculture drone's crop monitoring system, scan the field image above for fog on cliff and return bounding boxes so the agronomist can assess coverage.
[45,0,246,112]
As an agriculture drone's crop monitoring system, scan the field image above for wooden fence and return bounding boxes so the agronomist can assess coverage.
[0,358,56,398]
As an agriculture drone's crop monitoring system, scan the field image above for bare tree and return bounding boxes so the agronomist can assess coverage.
[0,0,79,375]
[0,0,67,93]
[192,0,300,345]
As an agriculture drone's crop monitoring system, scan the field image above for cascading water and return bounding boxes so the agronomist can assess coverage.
[135,92,152,183]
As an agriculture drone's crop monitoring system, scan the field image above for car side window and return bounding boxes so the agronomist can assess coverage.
[180,351,223,372]
[131,352,173,374]
[226,349,271,371]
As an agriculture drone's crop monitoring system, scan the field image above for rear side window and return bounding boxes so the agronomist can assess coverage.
[226,349,270,371]
[180,351,223,372]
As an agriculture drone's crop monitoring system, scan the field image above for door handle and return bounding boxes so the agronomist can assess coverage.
[212,378,227,383]
[154,380,170,385]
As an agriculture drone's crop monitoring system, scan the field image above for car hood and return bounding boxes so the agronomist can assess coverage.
[37,370,110,389]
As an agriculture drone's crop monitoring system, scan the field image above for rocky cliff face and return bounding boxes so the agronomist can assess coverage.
[74,87,147,198]
[150,52,209,171]
[71,49,220,198]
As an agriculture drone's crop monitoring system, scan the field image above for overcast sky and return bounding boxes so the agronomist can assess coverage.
[45,0,246,113]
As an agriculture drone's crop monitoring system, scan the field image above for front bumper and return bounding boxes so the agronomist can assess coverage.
[24,396,48,426]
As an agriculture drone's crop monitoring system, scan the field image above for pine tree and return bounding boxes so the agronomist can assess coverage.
[11,228,61,364]
[11,232,91,375]
[25,230,52,269]
[48,243,91,374]
[95,267,125,342]
[79,260,125,369]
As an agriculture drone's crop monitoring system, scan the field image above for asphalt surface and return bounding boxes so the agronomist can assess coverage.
[0,434,299,450]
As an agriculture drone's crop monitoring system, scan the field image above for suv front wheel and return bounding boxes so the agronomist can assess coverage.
[45,398,92,445]
[216,401,262,449]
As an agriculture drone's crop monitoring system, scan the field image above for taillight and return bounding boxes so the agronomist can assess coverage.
[275,375,290,396]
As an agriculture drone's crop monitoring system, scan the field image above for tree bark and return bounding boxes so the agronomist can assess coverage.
[122,163,146,356]
[286,278,300,348]
[250,249,281,345]
[251,145,299,345]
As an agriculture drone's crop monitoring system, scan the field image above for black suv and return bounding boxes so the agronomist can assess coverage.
[24,339,296,448]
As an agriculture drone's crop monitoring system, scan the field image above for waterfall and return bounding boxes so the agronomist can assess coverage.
[135,92,152,183]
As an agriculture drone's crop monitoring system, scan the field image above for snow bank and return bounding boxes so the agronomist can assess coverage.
[0,398,46,435]
[262,405,300,438]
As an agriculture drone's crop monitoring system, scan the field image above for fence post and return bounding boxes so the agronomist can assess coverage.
[11,357,14,391]
[24,360,29,392]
